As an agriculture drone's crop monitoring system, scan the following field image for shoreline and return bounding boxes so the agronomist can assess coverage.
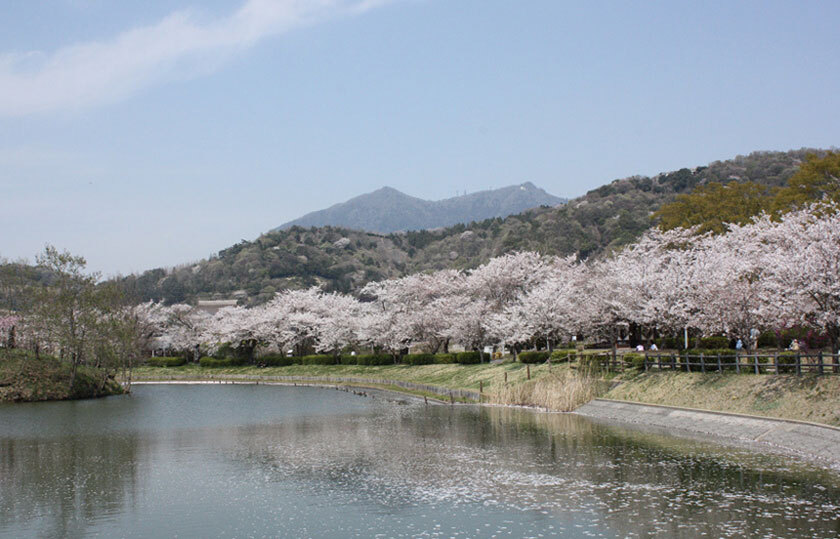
[130,379,455,405]
[131,377,840,471]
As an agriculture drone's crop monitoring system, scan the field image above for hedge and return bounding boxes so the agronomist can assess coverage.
[147,356,186,367]
[339,355,359,365]
[455,351,481,364]
[518,351,550,364]
[434,353,458,364]
[549,349,576,362]
[257,354,300,367]
[301,354,339,366]
[404,353,436,366]
[199,356,244,368]
[353,354,395,366]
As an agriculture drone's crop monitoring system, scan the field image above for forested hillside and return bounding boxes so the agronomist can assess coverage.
[114,148,827,305]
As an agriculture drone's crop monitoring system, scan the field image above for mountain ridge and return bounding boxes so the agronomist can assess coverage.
[276,182,566,233]
[114,148,828,305]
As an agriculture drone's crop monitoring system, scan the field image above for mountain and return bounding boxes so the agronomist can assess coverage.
[119,149,827,305]
[276,182,566,233]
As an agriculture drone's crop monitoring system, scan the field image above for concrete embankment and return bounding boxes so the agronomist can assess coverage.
[576,398,840,468]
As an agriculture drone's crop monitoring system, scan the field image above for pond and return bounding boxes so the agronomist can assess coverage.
[1,384,838,537]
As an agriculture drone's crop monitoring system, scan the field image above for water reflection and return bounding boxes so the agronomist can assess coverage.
[0,385,838,538]
[0,434,140,537]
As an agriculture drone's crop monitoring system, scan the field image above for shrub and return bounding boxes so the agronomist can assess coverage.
[301,354,338,366]
[519,351,550,364]
[354,354,394,366]
[622,353,646,371]
[698,336,730,349]
[199,357,243,368]
[455,351,481,364]
[434,353,458,364]
[757,331,779,348]
[339,355,358,365]
[212,343,235,359]
[404,353,436,366]
[549,349,576,362]
[146,356,185,367]
[655,336,681,350]
[775,352,799,374]
[257,354,300,367]
[680,349,751,372]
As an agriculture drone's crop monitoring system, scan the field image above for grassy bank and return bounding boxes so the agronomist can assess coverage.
[133,360,840,426]
[132,360,607,411]
[133,361,551,392]
[605,371,840,427]
[0,349,124,403]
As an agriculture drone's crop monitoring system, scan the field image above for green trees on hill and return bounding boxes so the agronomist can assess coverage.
[654,181,775,234]
[773,152,840,212]
[655,152,840,234]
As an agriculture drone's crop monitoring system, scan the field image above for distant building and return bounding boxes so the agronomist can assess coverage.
[196,299,238,315]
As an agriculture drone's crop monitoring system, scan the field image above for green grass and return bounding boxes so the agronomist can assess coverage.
[0,349,124,403]
[132,360,567,394]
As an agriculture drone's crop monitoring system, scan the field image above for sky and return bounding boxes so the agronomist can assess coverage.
[2,0,839,276]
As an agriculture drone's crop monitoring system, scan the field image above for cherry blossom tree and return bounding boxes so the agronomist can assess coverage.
[505,255,582,352]
[760,204,840,353]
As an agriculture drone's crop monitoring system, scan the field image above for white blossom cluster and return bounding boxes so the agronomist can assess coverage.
[137,204,840,357]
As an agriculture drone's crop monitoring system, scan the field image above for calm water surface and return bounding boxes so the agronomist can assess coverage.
[1,384,839,538]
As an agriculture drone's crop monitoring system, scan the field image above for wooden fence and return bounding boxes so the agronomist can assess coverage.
[642,352,840,375]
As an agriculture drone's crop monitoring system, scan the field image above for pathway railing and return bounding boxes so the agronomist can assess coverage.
[641,352,840,375]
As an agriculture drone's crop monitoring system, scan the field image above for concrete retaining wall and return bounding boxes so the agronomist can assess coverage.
[576,398,840,467]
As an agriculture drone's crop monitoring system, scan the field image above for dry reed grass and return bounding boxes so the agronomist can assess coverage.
[489,367,609,411]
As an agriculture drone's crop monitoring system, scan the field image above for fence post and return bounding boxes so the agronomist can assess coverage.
[526,364,531,380]
[479,380,483,394]
[735,352,740,374]
[686,353,691,373]
[701,353,705,373]
[504,371,508,385]
[796,352,801,376]
[658,354,662,371]
[754,354,759,375]
[818,351,824,375]
[644,353,649,372]
[773,351,779,374]
[671,353,676,371]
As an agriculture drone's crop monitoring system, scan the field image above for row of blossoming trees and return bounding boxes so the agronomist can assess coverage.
[116,203,838,362]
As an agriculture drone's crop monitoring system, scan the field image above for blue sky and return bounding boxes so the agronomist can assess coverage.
[2,0,839,276]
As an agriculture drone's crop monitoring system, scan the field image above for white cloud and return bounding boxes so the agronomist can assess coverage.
[0,0,393,116]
